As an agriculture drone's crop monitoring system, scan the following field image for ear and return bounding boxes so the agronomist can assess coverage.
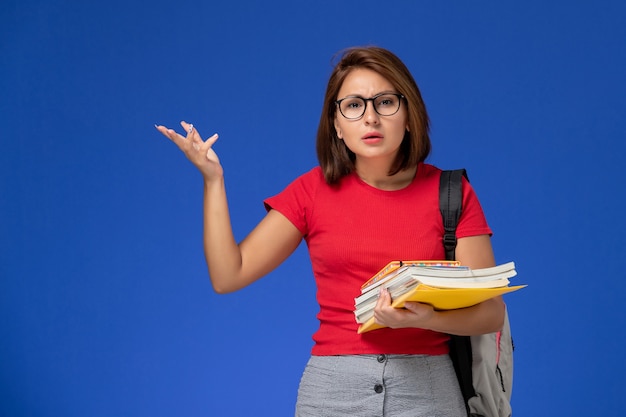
[334,118,343,139]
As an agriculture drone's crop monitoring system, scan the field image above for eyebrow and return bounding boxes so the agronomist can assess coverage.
[339,91,398,99]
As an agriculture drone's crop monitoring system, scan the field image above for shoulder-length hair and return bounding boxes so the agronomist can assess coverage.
[316,46,431,184]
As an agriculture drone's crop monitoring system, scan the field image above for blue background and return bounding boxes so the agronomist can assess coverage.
[2,1,625,415]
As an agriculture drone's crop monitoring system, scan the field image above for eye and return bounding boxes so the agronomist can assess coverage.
[343,98,364,109]
[376,95,397,108]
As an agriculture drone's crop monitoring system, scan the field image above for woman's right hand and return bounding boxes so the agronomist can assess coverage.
[155,121,223,181]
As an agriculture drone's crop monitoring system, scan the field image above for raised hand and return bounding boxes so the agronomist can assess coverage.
[155,121,222,181]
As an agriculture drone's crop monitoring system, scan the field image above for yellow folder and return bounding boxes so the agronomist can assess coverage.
[357,284,526,334]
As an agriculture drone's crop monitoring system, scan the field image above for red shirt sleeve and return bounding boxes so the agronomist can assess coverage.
[263,167,323,237]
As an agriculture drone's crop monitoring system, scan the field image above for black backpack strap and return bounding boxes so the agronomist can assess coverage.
[440,169,476,416]
[439,169,467,261]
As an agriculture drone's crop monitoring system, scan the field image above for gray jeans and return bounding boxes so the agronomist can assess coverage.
[295,354,466,417]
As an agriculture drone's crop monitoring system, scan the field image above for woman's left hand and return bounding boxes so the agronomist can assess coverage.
[373,288,436,330]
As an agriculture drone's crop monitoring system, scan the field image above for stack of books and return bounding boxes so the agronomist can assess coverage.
[355,260,525,334]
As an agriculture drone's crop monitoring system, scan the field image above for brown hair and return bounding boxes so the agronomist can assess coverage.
[316,46,431,184]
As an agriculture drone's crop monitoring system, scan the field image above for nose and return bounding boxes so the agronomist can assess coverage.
[363,102,380,125]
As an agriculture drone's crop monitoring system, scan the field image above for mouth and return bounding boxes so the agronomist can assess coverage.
[362,132,383,140]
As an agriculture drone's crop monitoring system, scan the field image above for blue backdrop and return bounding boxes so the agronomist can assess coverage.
[2,1,625,415]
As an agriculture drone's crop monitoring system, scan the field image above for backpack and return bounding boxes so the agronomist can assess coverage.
[439,169,514,417]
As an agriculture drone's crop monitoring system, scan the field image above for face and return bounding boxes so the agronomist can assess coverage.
[334,68,408,167]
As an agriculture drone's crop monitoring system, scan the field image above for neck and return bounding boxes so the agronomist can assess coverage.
[355,163,417,191]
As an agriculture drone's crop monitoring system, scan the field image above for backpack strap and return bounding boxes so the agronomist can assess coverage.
[439,169,467,261]
[440,169,476,416]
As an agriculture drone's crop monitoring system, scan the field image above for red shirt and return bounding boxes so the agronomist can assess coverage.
[264,163,492,355]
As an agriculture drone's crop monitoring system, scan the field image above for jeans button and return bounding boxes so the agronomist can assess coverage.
[374,384,384,393]
[377,354,386,363]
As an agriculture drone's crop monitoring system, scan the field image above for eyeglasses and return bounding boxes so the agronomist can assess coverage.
[335,93,405,120]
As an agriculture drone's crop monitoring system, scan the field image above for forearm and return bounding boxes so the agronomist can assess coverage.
[202,177,245,293]
[425,297,505,336]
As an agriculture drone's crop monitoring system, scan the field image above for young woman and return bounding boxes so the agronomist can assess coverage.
[156,46,504,417]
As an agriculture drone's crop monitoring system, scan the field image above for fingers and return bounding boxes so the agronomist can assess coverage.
[179,121,200,151]
[154,121,199,143]
[206,133,219,146]
[154,124,186,145]
[154,124,175,139]
[376,288,391,307]
[179,122,219,150]
[373,288,391,324]
[155,122,220,159]
[403,302,419,313]
[181,120,197,140]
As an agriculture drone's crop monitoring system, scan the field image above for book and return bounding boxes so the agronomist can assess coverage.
[404,262,516,279]
[354,261,525,334]
[360,260,461,293]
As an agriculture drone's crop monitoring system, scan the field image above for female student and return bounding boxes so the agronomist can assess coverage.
[156,46,504,416]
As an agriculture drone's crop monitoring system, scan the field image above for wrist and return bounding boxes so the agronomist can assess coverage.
[418,309,444,333]
[203,176,226,199]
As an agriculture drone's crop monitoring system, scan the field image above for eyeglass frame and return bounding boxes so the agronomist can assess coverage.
[335,92,406,120]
